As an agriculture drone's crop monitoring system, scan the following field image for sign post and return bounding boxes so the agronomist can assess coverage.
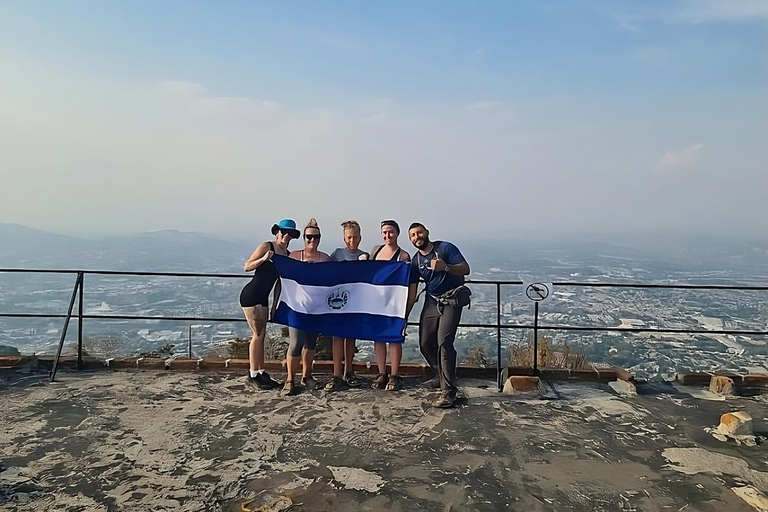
[524,283,551,374]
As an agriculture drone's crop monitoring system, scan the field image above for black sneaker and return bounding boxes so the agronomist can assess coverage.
[252,372,281,390]
[244,374,262,390]
[432,390,457,408]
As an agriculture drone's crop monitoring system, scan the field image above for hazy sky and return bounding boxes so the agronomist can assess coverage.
[1,0,766,242]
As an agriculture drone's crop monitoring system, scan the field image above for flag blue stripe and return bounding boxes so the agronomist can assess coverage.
[273,304,406,343]
[272,254,411,287]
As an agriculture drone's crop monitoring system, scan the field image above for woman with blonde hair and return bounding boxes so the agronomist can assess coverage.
[370,220,410,390]
[283,218,331,396]
[325,220,369,391]
[240,219,299,390]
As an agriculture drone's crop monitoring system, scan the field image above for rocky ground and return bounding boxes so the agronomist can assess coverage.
[1,369,767,511]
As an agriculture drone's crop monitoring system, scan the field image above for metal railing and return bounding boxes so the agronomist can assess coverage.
[1,268,767,390]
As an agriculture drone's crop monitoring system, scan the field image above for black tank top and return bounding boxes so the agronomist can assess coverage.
[372,245,401,261]
[252,242,279,283]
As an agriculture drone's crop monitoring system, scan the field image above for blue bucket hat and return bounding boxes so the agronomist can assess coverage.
[271,219,300,239]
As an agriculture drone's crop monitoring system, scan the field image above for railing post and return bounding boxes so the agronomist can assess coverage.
[51,273,82,382]
[77,272,84,371]
[188,324,193,358]
[533,301,539,375]
[496,282,502,392]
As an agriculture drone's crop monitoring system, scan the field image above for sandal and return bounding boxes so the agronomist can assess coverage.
[344,371,358,387]
[371,373,388,389]
[281,380,298,396]
[386,375,403,391]
[324,376,347,392]
[301,375,318,391]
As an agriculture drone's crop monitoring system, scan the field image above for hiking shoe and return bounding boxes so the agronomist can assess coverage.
[385,375,404,391]
[244,374,261,390]
[344,371,358,387]
[324,376,347,392]
[281,380,298,396]
[301,375,318,391]
[371,373,388,389]
[254,371,281,390]
[432,390,457,409]
[421,376,441,389]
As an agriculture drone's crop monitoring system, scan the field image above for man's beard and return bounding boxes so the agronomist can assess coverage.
[413,237,429,249]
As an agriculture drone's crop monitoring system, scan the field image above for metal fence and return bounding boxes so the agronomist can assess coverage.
[1,268,767,390]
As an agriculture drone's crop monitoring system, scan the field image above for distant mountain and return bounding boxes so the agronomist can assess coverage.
[0,224,254,272]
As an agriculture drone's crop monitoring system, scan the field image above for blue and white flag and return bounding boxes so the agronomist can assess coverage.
[271,255,410,342]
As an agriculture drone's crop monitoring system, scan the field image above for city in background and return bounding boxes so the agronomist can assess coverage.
[1,224,765,381]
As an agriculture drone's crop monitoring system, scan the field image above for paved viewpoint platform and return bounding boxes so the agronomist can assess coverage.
[1,370,767,511]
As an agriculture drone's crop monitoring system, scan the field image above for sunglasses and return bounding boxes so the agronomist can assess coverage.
[304,234,321,241]
[278,229,294,238]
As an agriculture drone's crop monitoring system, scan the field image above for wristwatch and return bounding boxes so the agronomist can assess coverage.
[444,264,451,273]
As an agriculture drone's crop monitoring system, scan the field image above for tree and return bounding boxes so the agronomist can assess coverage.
[463,346,491,367]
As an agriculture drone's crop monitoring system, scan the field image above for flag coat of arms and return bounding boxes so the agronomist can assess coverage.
[271,255,410,342]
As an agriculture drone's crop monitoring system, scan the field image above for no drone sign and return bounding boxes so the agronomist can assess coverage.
[524,282,552,303]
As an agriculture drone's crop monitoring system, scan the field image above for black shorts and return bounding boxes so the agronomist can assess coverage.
[239,275,277,308]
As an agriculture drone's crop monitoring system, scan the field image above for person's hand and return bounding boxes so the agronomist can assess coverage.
[358,254,368,261]
[264,250,275,261]
[429,257,447,272]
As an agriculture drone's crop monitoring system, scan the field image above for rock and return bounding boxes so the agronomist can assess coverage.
[709,376,734,396]
[732,486,768,511]
[609,379,637,397]
[502,376,544,395]
[717,411,753,437]
[0,345,21,356]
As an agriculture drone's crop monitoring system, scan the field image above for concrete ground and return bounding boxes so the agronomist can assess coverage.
[1,369,766,511]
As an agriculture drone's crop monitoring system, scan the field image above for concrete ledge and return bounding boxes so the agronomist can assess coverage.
[0,356,25,369]
[0,356,640,385]
[677,372,768,389]
[503,376,546,395]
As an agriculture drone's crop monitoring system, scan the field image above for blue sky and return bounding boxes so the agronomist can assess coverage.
[1,0,766,241]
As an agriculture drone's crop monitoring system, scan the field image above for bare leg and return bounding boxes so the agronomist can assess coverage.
[374,342,388,374]
[302,348,315,378]
[332,336,344,377]
[286,355,300,383]
[390,343,402,376]
[242,306,268,372]
[344,338,356,375]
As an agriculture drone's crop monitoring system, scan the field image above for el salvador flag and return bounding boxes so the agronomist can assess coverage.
[271,255,411,342]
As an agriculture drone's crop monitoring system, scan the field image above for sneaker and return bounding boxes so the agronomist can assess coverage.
[431,390,457,409]
[385,375,404,391]
[301,375,318,391]
[421,376,441,389]
[254,371,281,390]
[344,371,358,387]
[324,376,347,392]
[282,380,298,396]
[244,374,261,390]
[371,373,388,389]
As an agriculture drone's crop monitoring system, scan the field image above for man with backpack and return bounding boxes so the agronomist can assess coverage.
[405,222,471,408]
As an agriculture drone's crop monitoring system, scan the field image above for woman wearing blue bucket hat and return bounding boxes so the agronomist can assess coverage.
[240,218,300,390]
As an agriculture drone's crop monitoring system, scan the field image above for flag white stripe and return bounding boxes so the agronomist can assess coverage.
[279,278,407,317]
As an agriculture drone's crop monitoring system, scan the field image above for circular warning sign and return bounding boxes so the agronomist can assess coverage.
[525,283,550,302]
